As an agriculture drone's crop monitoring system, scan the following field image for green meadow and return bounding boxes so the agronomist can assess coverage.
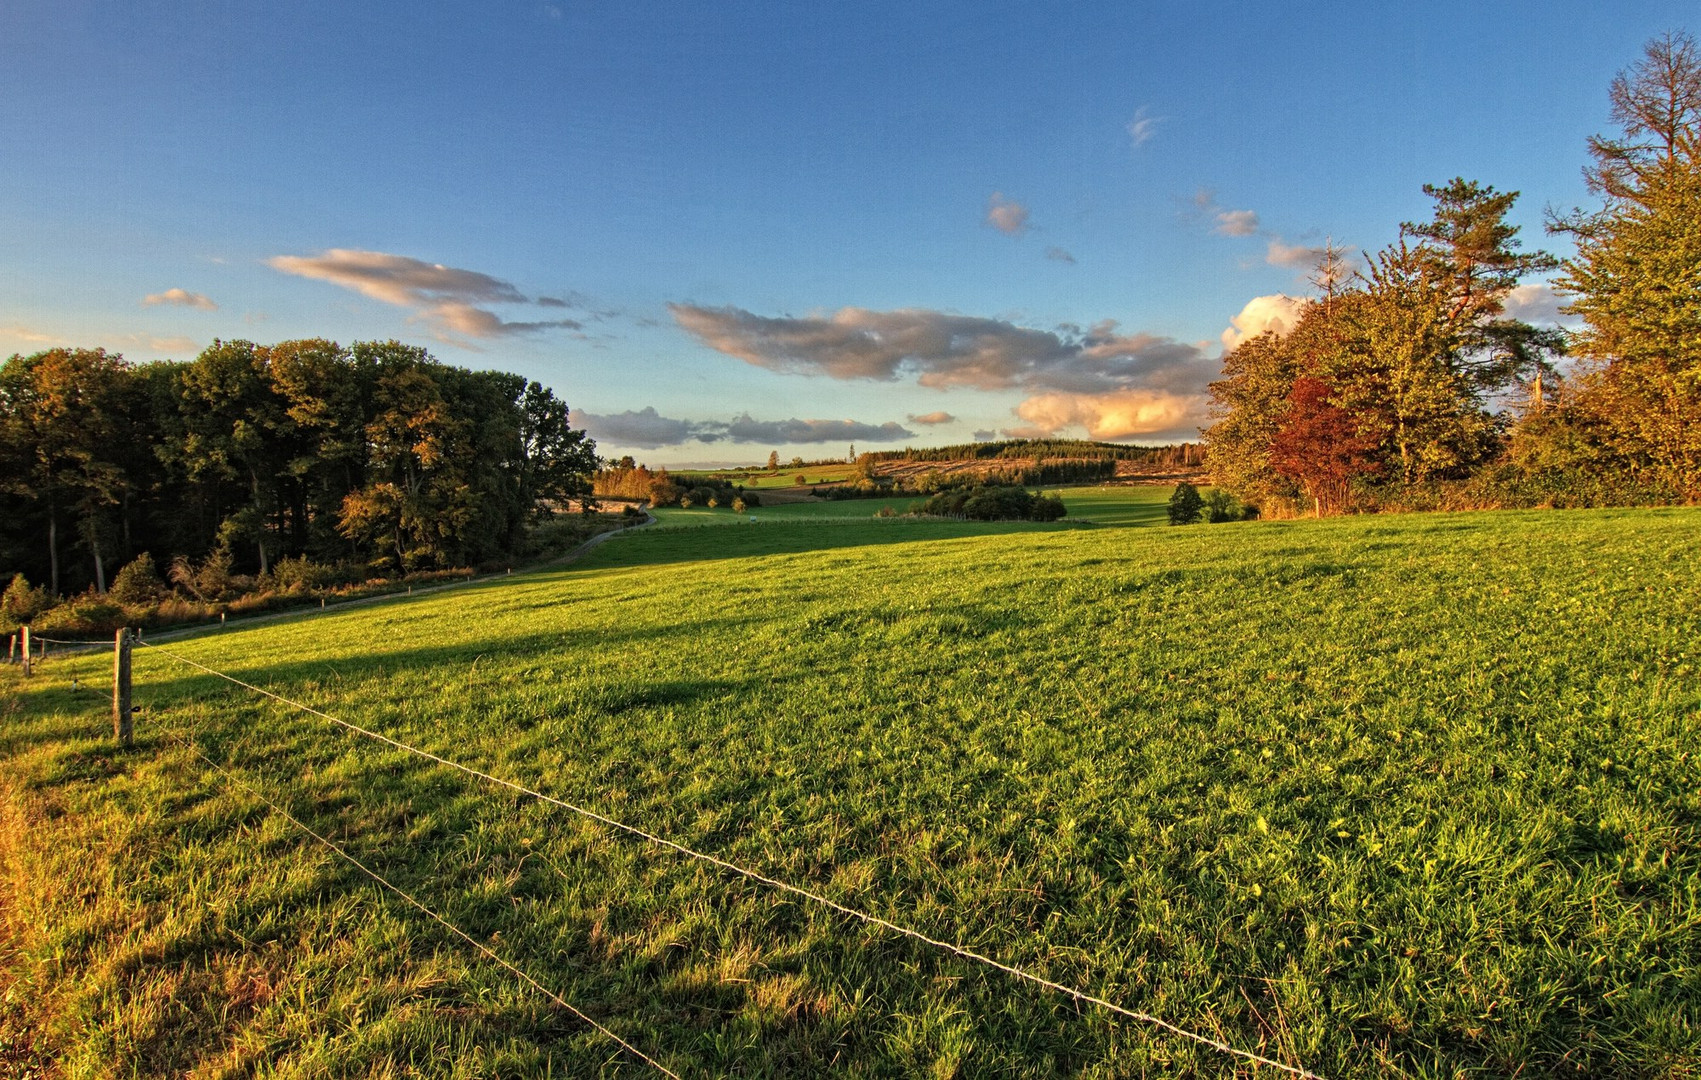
[2,491,1698,1077]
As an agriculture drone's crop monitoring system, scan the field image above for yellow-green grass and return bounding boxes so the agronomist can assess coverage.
[678,463,862,489]
[3,507,1698,1077]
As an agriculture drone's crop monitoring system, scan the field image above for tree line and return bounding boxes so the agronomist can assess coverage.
[0,339,598,598]
[867,439,1201,465]
[1207,32,1701,514]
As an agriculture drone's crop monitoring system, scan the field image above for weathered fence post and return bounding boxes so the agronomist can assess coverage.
[113,628,133,748]
[7,632,15,665]
[20,626,30,677]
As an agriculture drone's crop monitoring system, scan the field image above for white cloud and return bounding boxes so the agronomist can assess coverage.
[986,193,1030,236]
[1502,282,1574,326]
[908,411,956,425]
[1221,294,1307,351]
[1214,209,1260,236]
[268,249,580,340]
[143,288,217,310]
[1127,106,1161,147]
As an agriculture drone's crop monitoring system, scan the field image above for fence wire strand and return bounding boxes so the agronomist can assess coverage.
[138,640,1321,1079]
[168,731,682,1079]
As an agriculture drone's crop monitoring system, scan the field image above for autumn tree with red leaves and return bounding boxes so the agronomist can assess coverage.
[1268,378,1382,516]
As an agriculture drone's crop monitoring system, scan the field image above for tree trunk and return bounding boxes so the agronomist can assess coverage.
[48,511,59,596]
[250,470,270,576]
[92,531,106,594]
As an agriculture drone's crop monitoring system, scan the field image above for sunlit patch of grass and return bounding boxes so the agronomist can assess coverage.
[3,505,1699,1076]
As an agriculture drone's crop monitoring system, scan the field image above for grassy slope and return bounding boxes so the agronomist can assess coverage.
[2,500,1698,1077]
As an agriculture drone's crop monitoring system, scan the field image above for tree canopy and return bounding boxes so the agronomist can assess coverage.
[0,340,598,594]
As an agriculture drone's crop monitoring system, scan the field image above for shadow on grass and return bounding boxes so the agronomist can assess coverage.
[570,517,1096,574]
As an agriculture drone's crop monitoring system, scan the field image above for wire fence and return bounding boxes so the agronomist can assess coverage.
[168,730,681,1078]
[133,639,1321,1079]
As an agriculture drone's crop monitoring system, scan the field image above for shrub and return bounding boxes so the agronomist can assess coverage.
[1203,489,1255,523]
[731,497,748,514]
[919,484,1068,522]
[170,549,236,601]
[109,553,167,605]
[1168,482,1204,524]
[270,555,356,592]
[33,592,127,635]
[1,573,52,626]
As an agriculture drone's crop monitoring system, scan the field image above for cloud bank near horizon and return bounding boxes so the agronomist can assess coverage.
[576,406,914,450]
[670,303,1221,440]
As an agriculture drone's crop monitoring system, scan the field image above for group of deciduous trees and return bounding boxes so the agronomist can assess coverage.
[0,339,597,596]
[1208,32,1701,513]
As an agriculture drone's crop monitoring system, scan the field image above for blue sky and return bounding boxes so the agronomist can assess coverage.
[1,2,1690,463]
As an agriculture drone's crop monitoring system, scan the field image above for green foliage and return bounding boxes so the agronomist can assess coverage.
[268,555,358,592]
[1551,31,1701,499]
[1202,488,1255,523]
[29,591,125,634]
[919,483,1067,521]
[1,572,51,625]
[0,339,598,591]
[1167,481,1204,524]
[108,553,165,605]
[6,506,1698,1076]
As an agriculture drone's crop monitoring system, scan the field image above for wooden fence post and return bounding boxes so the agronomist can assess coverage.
[20,626,30,677]
[7,632,14,665]
[113,628,133,748]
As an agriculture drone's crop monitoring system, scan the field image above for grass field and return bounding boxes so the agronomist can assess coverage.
[2,495,1698,1077]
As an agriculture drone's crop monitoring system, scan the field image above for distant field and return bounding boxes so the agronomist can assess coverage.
[650,483,1171,528]
[3,506,1698,1076]
[678,463,861,489]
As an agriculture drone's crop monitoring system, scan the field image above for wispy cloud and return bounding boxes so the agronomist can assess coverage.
[1214,209,1260,237]
[114,333,200,355]
[268,249,581,341]
[143,288,217,310]
[1265,238,1328,268]
[1127,106,1161,147]
[1044,246,1077,264]
[671,303,1218,441]
[576,406,914,450]
[985,192,1030,236]
[0,325,62,346]
[908,410,956,425]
